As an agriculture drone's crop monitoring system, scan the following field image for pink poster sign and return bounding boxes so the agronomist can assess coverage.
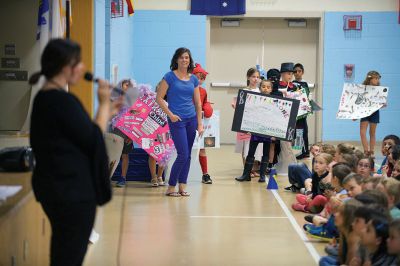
[115,85,175,165]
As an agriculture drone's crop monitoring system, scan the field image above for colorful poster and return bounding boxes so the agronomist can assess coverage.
[286,87,312,119]
[231,90,300,141]
[193,110,220,149]
[115,85,175,165]
[336,83,389,119]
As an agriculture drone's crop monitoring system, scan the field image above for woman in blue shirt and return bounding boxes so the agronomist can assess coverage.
[156,47,204,197]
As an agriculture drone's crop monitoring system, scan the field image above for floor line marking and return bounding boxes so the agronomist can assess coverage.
[190,215,288,219]
[271,189,320,265]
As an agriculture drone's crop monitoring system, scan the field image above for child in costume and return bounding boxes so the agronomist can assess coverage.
[193,63,214,184]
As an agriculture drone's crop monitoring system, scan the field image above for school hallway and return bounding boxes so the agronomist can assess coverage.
[84,145,327,266]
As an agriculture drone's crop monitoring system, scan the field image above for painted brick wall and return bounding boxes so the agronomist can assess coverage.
[131,10,206,89]
[323,12,400,141]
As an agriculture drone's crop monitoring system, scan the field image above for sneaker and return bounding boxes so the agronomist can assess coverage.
[116,177,126,187]
[202,174,213,184]
[304,224,335,242]
[304,215,315,223]
[284,185,299,192]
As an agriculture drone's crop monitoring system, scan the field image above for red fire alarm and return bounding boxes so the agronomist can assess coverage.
[343,15,362,31]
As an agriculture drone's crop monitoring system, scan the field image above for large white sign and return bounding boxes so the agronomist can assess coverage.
[336,83,388,119]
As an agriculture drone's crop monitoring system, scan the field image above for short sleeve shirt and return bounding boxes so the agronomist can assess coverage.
[163,71,199,119]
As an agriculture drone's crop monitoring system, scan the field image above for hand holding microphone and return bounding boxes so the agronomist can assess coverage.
[84,72,124,128]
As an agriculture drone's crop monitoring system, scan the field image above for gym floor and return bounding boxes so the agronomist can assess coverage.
[84,145,339,266]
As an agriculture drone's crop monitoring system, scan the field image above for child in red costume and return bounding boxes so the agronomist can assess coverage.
[193,63,213,184]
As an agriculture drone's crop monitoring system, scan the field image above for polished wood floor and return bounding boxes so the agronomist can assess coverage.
[84,145,327,266]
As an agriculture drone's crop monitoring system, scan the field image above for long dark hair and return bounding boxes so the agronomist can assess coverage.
[29,38,81,85]
[170,47,194,73]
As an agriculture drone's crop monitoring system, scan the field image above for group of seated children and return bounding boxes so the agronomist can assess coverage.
[287,134,400,265]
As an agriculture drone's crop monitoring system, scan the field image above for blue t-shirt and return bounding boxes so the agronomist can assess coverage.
[163,71,198,119]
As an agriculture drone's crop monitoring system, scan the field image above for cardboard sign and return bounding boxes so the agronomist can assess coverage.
[193,110,220,149]
[115,85,175,165]
[231,89,300,141]
[336,83,389,119]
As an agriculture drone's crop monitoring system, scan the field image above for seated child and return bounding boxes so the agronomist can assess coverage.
[376,134,400,175]
[292,153,333,213]
[342,173,363,198]
[357,155,374,179]
[387,220,400,265]
[361,176,384,191]
[304,163,352,226]
[285,143,320,192]
[380,178,400,219]
[360,214,397,265]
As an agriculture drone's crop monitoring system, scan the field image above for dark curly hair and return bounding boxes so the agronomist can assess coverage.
[170,47,194,73]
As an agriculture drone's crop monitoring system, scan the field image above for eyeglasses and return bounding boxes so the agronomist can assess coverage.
[358,163,370,168]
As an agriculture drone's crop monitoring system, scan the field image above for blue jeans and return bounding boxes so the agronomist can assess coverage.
[319,255,339,266]
[168,116,197,186]
[288,163,312,187]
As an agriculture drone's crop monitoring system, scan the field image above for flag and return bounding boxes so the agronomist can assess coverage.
[37,0,50,50]
[126,0,134,16]
[37,0,70,51]
[190,0,245,16]
[50,0,64,38]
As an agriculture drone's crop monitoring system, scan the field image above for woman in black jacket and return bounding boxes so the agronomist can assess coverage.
[29,39,119,266]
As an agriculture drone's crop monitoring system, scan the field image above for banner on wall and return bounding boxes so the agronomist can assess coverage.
[193,110,220,149]
[115,85,175,165]
[231,90,300,141]
[336,83,389,119]
[190,0,245,16]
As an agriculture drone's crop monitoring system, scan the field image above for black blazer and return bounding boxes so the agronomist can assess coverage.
[30,89,111,205]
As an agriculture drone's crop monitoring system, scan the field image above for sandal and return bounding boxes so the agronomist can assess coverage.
[151,178,159,187]
[158,177,166,186]
[179,191,190,197]
[165,191,181,197]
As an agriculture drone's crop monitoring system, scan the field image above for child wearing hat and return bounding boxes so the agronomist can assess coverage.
[193,63,214,184]
[276,62,298,171]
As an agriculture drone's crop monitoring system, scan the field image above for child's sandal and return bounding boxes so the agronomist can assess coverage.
[157,177,166,186]
[165,191,181,197]
[151,178,159,187]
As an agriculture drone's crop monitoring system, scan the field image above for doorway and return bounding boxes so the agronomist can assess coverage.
[207,18,320,144]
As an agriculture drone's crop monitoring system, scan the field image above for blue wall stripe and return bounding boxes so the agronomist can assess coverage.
[323,11,400,141]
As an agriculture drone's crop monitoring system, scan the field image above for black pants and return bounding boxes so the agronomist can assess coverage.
[296,118,309,155]
[248,140,270,159]
[41,200,96,266]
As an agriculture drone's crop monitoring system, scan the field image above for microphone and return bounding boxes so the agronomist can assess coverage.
[84,71,125,96]
[84,72,99,83]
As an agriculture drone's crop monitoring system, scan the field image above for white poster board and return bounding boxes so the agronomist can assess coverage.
[103,133,124,178]
[231,90,300,141]
[336,83,388,119]
[193,110,220,149]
